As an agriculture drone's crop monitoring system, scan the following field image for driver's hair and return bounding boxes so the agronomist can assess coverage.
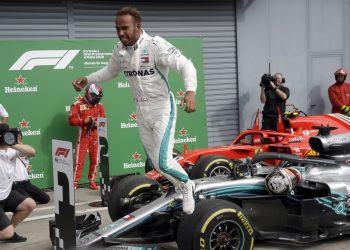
[117,6,142,24]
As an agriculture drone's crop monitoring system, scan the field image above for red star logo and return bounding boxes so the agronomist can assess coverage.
[129,112,137,121]
[75,94,83,101]
[27,165,32,173]
[177,89,185,97]
[180,128,187,136]
[15,75,26,85]
[19,119,29,128]
[132,152,141,161]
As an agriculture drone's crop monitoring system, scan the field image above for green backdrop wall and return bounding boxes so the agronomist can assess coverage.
[0,38,207,188]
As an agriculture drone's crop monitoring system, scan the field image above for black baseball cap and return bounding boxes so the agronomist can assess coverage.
[0,123,10,134]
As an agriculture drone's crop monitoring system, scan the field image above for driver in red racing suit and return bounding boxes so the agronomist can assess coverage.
[69,83,105,190]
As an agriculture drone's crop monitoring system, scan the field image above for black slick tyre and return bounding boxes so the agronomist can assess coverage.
[108,175,162,221]
[190,155,240,179]
[176,199,254,250]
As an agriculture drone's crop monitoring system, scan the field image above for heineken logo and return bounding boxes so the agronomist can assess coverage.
[175,127,197,144]
[15,75,26,85]
[179,128,187,136]
[28,171,45,180]
[18,119,41,137]
[132,152,141,161]
[177,89,185,97]
[4,75,38,94]
[129,112,137,121]
[123,151,145,169]
[120,112,138,129]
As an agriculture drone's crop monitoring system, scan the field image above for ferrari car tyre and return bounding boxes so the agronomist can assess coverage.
[144,148,181,173]
[108,175,162,221]
[190,155,239,179]
[177,199,254,250]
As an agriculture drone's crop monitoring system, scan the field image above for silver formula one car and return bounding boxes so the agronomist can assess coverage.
[77,127,350,250]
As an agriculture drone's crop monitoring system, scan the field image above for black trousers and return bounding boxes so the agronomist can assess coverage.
[262,115,278,131]
[12,181,50,204]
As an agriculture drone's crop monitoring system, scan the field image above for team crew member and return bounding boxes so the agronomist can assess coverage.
[0,123,36,243]
[328,68,350,115]
[72,6,197,214]
[69,83,105,190]
[0,104,9,123]
[12,132,50,204]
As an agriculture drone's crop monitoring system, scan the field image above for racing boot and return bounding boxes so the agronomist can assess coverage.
[89,181,98,190]
[179,180,195,214]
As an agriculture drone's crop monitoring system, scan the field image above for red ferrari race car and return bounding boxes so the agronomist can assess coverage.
[146,111,350,180]
[108,111,350,221]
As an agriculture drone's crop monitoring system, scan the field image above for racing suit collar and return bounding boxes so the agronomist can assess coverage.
[125,29,146,53]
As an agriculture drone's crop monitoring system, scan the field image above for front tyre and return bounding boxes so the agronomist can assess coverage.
[177,199,254,250]
[108,175,162,221]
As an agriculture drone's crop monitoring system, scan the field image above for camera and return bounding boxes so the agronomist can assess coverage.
[0,128,21,146]
[260,73,276,89]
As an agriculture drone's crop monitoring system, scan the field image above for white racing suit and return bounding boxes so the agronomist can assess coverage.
[86,30,197,187]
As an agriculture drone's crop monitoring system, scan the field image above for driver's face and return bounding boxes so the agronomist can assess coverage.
[115,15,141,46]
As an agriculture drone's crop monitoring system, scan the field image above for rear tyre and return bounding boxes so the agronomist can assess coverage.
[176,199,254,250]
[108,175,162,221]
[190,155,240,179]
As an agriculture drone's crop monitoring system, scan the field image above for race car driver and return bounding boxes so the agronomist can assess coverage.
[69,83,105,190]
[72,6,197,214]
[328,68,350,115]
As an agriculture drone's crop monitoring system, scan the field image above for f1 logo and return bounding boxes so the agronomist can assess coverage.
[55,148,70,158]
[9,50,79,71]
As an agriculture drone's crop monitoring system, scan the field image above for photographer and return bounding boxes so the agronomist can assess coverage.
[260,73,290,131]
[12,131,50,204]
[69,83,105,190]
[0,123,36,243]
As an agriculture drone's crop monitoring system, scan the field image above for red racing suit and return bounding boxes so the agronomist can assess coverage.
[68,98,105,183]
[328,82,350,113]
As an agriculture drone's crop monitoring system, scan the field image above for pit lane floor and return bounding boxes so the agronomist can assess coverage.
[1,188,350,250]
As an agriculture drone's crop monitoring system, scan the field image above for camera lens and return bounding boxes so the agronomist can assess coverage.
[3,132,16,146]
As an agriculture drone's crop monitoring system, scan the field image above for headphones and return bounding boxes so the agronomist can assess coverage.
[275,73,286,83]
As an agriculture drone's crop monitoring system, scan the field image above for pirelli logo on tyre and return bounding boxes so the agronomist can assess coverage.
[9,50,79,71]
